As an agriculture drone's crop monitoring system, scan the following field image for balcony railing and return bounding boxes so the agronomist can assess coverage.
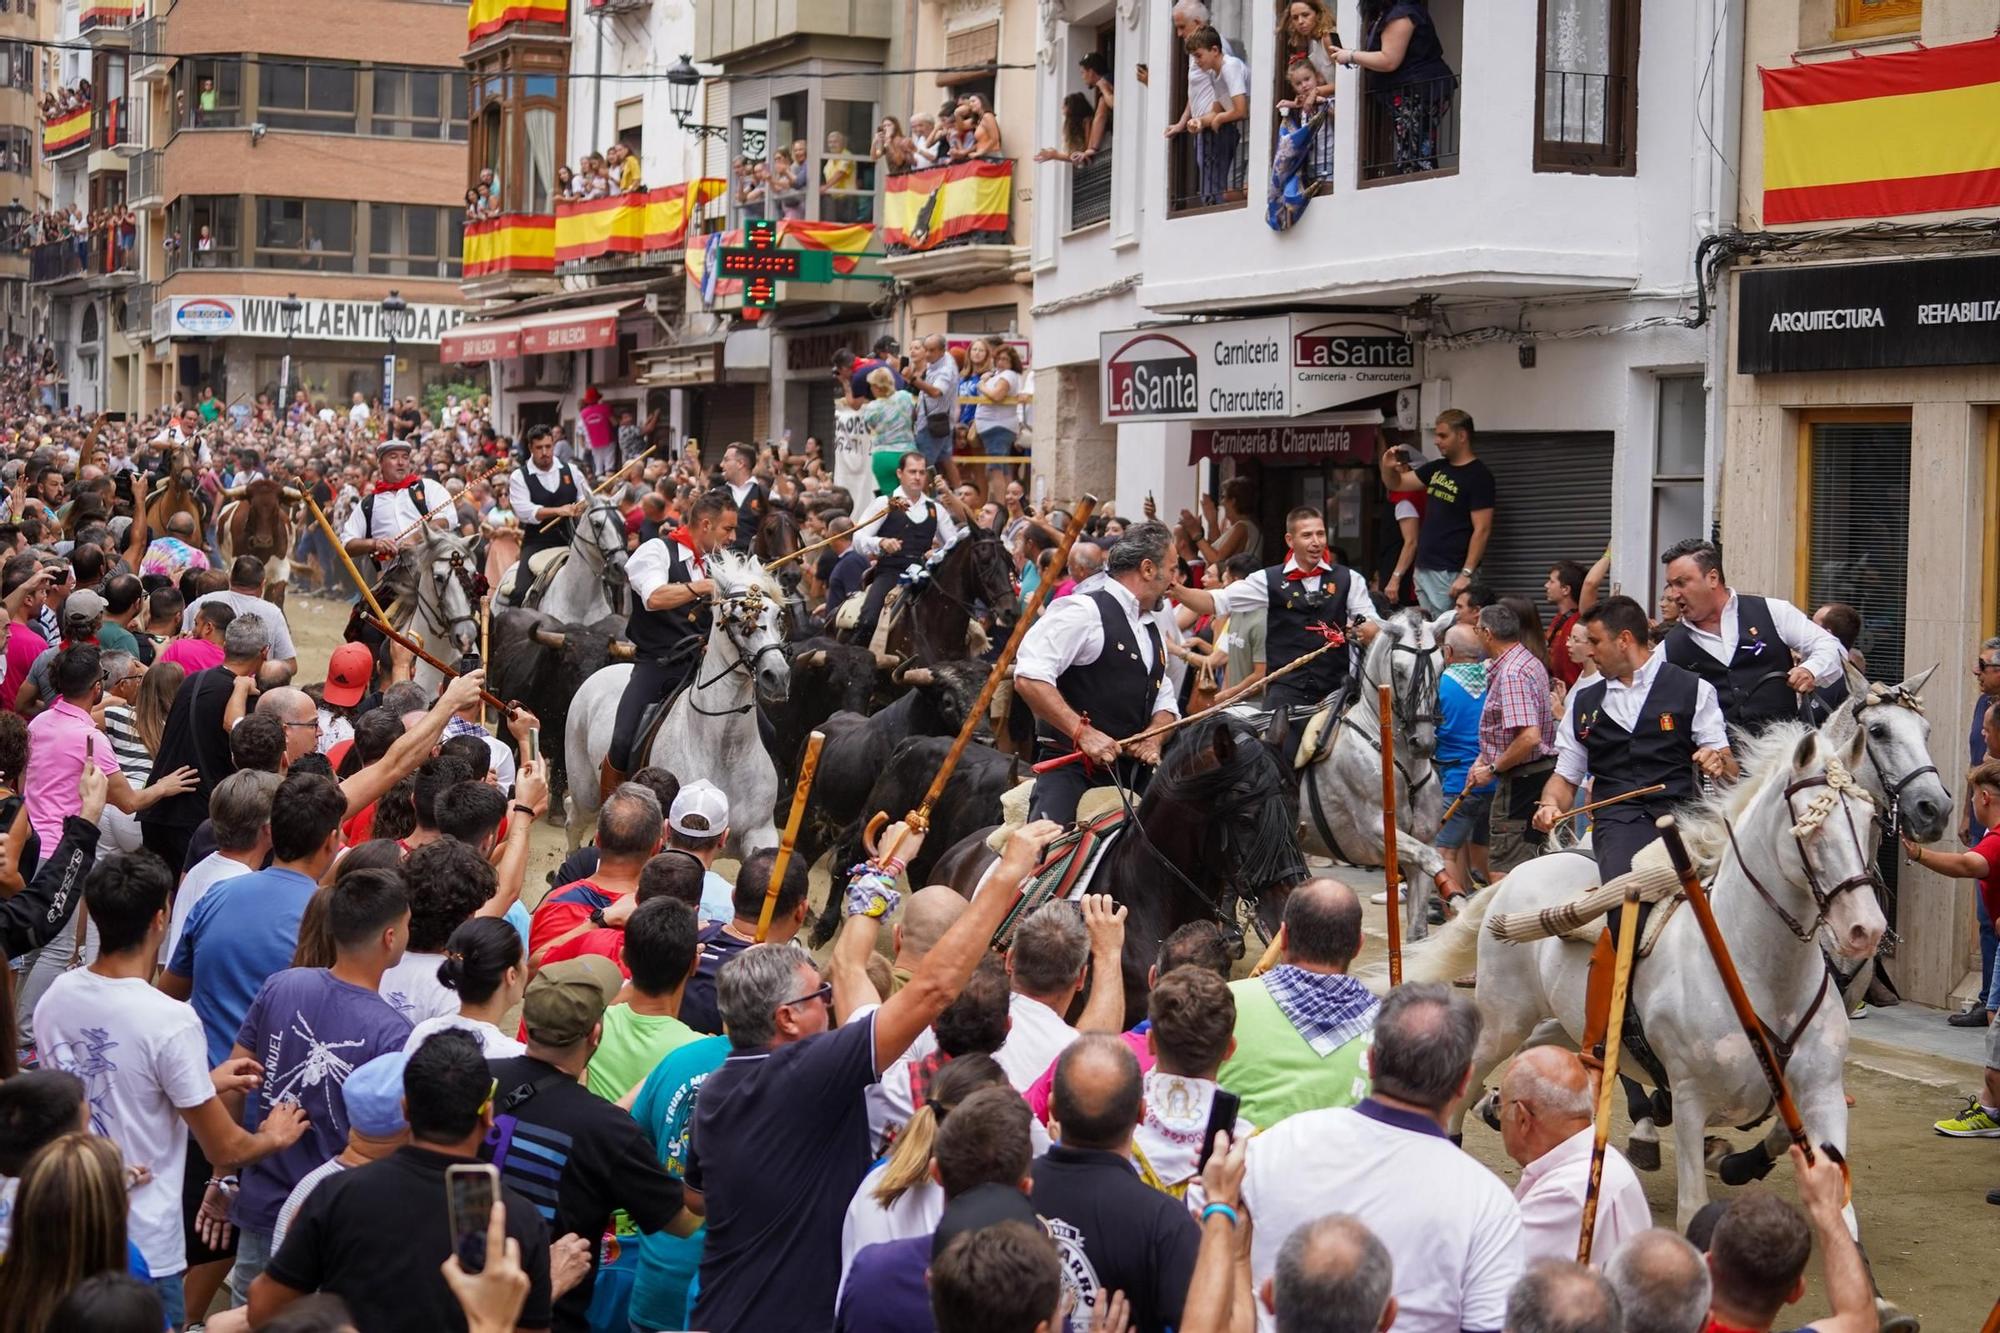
[553,178,726,270]
[882,159,1012,254]
[78,1,140,35]
[30,238,85,284]
[1535,69,1634,174]
[1069,150,1111,231]
[89,228,136,279]
[98,97,130,151]
[1359,74,1460,185]
[131,15,168,78]
[1167,122,1248,217]
[130,147,160,203]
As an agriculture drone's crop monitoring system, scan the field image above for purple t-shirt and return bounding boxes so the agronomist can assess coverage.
[232,968,413,1233]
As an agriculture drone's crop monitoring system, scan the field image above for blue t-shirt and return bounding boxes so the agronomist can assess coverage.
[170,866,321,1066]
[231,968,413,1234]
[1436,670,1496,798]
[629,1035,730,1332]
[699,871,734,925]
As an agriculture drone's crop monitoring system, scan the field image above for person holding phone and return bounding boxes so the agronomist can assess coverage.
[1130,966,1251,1204]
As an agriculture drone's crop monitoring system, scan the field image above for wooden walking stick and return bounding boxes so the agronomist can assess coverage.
[757,731,825,943]
[1576,877,1642,1265]
[478,601,492,728]
[863,497,1098,864]
[1380,682,1402,986]
[1567,784,1668,824]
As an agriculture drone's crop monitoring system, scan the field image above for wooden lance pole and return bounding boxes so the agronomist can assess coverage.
[1576,877,1643,1265]
[864,496,1098,866]
[757,731,825,943]
[1567,784,1668,825]
[1979,1294,2000,1333]
[478,601,492,728]
[1380,682,1403,986]
[764,497,908,573]
[538,444,658,532]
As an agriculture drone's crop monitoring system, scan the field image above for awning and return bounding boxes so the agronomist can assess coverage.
[440,318,523,364]
[519,300,639,355]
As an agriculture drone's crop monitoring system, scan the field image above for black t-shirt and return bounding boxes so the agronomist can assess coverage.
[265,1145,554,1333]
[1413,457,1496,573]
[141,664,239,830]
[688,1017,879,1333]
[550,845,599,889]
[679,921,752,1035]
[484,1055,685,1333]
[1029,1144,1202,1333]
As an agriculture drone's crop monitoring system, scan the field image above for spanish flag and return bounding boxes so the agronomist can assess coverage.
[41,108,91,157]
[553,179,726,263]
[883,160,1013,252]
[780,219,873,275]
[79,0,138,23]
[1761,35,2000,225]
[463,213,555,277]
[468,0,565,43]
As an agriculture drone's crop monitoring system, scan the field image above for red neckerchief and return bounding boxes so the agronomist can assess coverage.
[1285,559,1333,581]
[372,474,422,494]
[670,526,707,576]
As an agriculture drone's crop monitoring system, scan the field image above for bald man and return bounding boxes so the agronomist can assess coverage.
[1262,1214,1397,1333]
[1500,1047,1651,1266]
[255,686,320,766]
[890,885,969,994]
[1604,1229,1711,1333]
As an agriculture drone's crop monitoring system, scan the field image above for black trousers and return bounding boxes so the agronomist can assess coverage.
[1029,742,1151,825]
[608,651,698,772]
[504,536,564,607]
[850,561,914,640]
[141,820,194,879]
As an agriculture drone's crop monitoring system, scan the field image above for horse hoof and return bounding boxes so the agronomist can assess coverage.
[1704,1137,1731,1173]
[1719,1146,1778,1186]
[1625,1137,1661,1173]
[1475,1089,1501,1133]
[1875,1299,1920,1333]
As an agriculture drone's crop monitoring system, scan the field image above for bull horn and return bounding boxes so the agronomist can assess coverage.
[898,666,935,687]
[874,651,903,670]
[221,485,246,501]
[529,626,567,650]
[608,640,636,661]
[796,649,826,669]
[281,486,304,503]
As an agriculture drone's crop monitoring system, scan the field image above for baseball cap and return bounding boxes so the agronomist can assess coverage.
[62,588,106,627]
[522,956,623,1047]
[668,780,730,838]
[341,1051,410,1138]
[324,641,375,709]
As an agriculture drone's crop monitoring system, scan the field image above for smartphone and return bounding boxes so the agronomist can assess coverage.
[1194,1089,1242,1172]
[446,1162,501,1274]
[527,727,540,766]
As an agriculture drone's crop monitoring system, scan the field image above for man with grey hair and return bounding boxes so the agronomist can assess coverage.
[1504,1259,1623,1333]
[164,768,281,964]
[1603,1230,1710,1333]
[686,818,1061,1331]
[1245,983,1523,1333]
[255,685,320,766]
[1468,599,1556,875]
[1015,518,1179,823]
[1501,1046,1650,1265]
[993,902,1092,1089]
[911,333,962,487]
[138,611,271,873]
[1066,539,1107,588]
[1267,1214,1397,1333]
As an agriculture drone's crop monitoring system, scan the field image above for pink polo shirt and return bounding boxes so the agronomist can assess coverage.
[0,620,44,712]
[160,637,226,673]
[23,697,119,853]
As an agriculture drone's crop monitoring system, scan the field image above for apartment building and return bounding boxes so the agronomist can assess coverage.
[0,1,48,349]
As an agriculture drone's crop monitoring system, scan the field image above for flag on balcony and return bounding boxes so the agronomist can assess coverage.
[553,179,726,263]
[41,108,91,157]
[779,219,872,274]
[80,0,139,24]
[467,0,566,43]
[881,160,1012,252]
[463,213,556,277]
[1761,35,2000,224]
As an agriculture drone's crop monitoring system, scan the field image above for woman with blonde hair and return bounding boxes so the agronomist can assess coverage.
[131,658,185,762]
[860,365,919,498]
[974,342,1026,494]
[0,1132,134,1333]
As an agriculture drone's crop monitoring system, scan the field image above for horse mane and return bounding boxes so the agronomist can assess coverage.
[1670,720,1815,873]
[708,549,782,600]
[1153,714,1306,891]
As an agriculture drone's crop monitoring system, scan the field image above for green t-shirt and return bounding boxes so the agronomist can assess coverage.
[584,1004,700,1101]
[196,398,221,423]
[98,621,142,660]
[1217,974,1372,1129]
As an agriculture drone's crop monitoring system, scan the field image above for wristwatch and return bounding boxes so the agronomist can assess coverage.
[588,907,608,928]
[1460,566,1475,578]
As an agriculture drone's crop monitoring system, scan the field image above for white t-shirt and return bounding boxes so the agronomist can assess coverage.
[33,970,216,1276]
[837,1168,943,1304]
[1216,52,1250,104]
[972,369,1022,434]
[405,1013,526,1059]
[993,992,1079,1092]
[164,851,255,965]
[379,952,460,1025]
[182,590,299,661]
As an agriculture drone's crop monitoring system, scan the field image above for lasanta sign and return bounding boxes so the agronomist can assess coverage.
[1099,315,1417,423]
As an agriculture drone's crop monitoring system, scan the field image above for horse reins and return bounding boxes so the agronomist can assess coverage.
[1721,758,1882,946]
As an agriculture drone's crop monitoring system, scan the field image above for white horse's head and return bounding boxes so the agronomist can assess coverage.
[577,491,630,576]
[1371,610,1440,757]
[1825,661,1951,844]
[709,550,791,704]
[415,525,479,662]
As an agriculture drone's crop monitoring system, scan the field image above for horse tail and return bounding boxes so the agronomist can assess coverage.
[1352,889,1492,995]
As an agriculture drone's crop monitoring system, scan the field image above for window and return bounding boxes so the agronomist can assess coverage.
[179,57,243,129]
[260,60,357,134]
[822,99,876,223]
[1834,0,1920,41]
[767,92,807,220]
[0,127,29,175]
[373,68,467,141]
[0,42,32,93]
[370,203,452,277]
[1166,18,1249,214]
[731,110,769,224]
[467,47,564,215]
[1535,0,1639,174]
[1650,376,1705,611]
[1801,413,1910,682]
[1358,0,1461,184]
[166,195,240,271]
[254,198,354,271]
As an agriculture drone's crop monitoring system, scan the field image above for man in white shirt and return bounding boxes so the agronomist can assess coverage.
[503,422,592,607]
[182,556,301,671]
[1172,26,1249,207]
[847,452,964,644]
[162,770,278,965]
[337,439,454,580]
[1499,1046,1650,1267]
[348,392,371,427]
[1659,537,1844,734]
[34,851,310,1324]
[994,902,1090,1090]
[720,442,766,554]
[1242,983,1524,1333]
[1016,520,1179,824]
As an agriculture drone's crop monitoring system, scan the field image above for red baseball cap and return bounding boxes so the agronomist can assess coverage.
[324,642,375,708]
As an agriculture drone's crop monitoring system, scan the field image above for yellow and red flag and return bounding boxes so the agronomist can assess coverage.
[882,160,1013,252]
[1761,35,2000,225]
[553,179,726,263]
[468,0,565,43]
[41,108,91,157]
[463,213,555,277]
[780,218,873,274]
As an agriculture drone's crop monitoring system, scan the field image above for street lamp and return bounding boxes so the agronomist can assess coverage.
[380,289,408,416]
[664,55,729,143]
[278,291,302,407]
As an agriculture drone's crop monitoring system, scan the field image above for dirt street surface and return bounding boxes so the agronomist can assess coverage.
[289,593,1997,1329]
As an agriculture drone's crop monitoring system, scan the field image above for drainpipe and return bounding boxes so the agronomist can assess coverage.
[1698,0,1745,541]
[593,8,605,164]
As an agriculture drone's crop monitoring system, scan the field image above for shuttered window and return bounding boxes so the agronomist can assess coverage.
[1804,419,1910,683]
[1469,432,1615,608]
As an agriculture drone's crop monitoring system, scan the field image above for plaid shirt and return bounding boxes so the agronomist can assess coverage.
[1479,641,1556,767]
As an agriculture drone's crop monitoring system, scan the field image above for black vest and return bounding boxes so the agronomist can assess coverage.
[875,499,938,575]
[1038,590,1166,745]
[625,538,711,657]
[521,463,580,552]
[727,480,766,552]
[1262,562,1353,700]
[1573,660,1700,828]
[1663,594,1794,732]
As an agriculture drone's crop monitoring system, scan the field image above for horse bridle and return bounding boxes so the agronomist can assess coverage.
[576,494,629,613]
[1851,684,1936,840]
[688,584,787,716]
[1342,626,1439,791]
[1723,757,1882,944]
[410,536,480,646]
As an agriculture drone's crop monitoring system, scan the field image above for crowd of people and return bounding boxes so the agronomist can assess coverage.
[38,77,92,123]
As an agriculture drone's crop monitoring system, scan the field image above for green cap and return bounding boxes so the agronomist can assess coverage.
[522,955,623,1046]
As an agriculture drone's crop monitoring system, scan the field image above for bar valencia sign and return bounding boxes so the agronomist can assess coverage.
[1100,315,1417,423]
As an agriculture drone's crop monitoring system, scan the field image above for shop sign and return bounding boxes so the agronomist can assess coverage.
[1189,419,1382,464]
[785,325,889,376]
[162,295,470,345]
[1736,253,2000,374]
[1100,315,1417,423]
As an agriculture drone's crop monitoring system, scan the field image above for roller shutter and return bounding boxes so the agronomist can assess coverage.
[1470,432,1614,608]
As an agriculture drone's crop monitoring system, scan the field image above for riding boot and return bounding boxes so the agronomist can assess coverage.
[599,758,628,805]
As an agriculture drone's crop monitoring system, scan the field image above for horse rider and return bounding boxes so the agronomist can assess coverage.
[1659,537,1845,735]
[1016,520,1180,824]
[1170,504,1378,714]
[1534,595,1736,885]
[339,437,453,584]
[601,487,738,800]
[719,442,766,554]
[502,423,591,607]
[848,451,962,645]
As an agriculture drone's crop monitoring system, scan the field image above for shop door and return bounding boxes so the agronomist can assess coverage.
[805,382,838,453]
[1472,433,1614,607]
[694,386,757,459]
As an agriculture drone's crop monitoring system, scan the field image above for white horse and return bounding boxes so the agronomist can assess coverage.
[562,551,791,855]
[384,526,481,696]
[1295,610,1447,938]
[496,491,630,628]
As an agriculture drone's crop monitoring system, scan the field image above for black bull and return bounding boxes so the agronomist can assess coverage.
[487,609,630,812]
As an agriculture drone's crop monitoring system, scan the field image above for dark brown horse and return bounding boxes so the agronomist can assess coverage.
[840,523,1017,668]
[217,478,294,605]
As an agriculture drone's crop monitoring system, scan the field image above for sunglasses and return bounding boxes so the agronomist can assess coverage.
[781,979,833,1010]
[1979,661,2000,672]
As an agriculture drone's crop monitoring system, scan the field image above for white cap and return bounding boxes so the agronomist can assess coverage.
[668,780,730,838]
